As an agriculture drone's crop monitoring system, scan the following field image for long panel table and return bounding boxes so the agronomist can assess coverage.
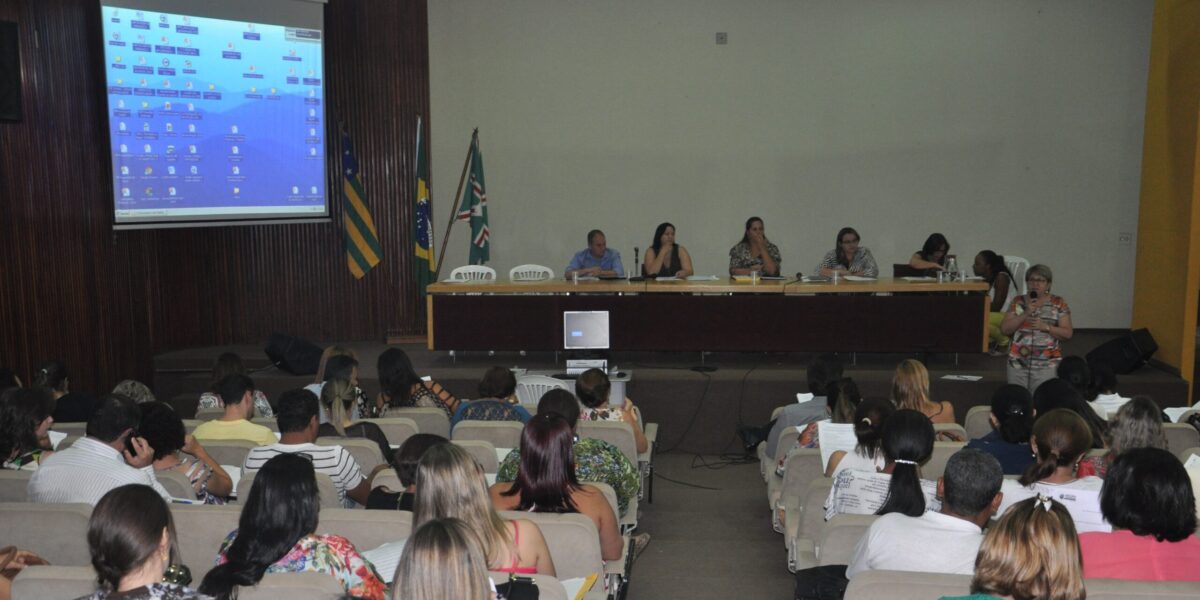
[426,277,990,353]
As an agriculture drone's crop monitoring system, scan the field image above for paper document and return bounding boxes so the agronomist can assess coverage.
[655,276,679,281]
[801,276,830,283]
[222,465,242,497]
[762,276,787,280]
[48,430,68,450]
[795,393,815,404]
[1185,454,1200,469]
[362,540,407,583]
[486,473,497,486]
[901,276,936,282]
[562,573,600,600]
[941,374,982,381]
[687,275,719,281]
[817,421,858,474]
[842,275,876,282]
[1164,407,1193,423]
[495,447,511,465]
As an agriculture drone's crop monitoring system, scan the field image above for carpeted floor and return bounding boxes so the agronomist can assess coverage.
[627,452,792,599]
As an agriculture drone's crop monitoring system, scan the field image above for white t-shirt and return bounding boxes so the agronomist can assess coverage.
[830,449,886,476]
[996,477,1109,533]
[243,442,365,507]
[846,511,984,578]
[824,469,941,521]
[1088,393,1131,420]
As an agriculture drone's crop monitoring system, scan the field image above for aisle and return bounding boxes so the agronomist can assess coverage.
[627,453,793,599]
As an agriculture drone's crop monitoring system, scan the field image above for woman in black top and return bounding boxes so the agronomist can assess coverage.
[642,222,694,278]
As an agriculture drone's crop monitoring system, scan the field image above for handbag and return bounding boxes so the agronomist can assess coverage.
[495,573,539,600]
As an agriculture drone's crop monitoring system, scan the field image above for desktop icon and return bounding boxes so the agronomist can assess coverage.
[162,80,170,88]
[270,87,277,95]
[186,102,194,111]
[232,166,240,175]
[310,186,317,194]
[249,86,257,94]
[309,147,316,156]
[144,187,153,196]
[141,122,149,131]
[118,122,126,131]
[231,125,238,134]
[140,101,149,108]
[187,124,195,133]
[165,123,172,132]
[143,144,151,152]
[232,145,239,154]
[168,186,176,196]
[167,166,175,175]
[164,102,171,110]
[249,64,256,72]
[117,99,125,108]
[190,165,198,174]
[120,166,129,175]
[233,186,240,194]
[121,187,130,197]
[114,55,122,63]
[189,145,196,154]
[185,81,193,89]
[161,58,170,67]
[138,56,145,65]
[166,145,175,154]
[144,166,152,175]
[119,144,128,153]
[292,186,299,194]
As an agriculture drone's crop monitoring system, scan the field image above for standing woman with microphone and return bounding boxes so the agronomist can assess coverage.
[1001,264,1073,391]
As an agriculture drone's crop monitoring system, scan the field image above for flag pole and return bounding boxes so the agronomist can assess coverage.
[433,128,478,280]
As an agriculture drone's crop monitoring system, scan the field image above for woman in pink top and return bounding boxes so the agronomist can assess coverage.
[1079,447,1200,581]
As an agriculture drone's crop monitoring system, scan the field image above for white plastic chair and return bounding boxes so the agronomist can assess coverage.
[509,264,555,281]
[515,374,572,405]
[1004,255,1030,295]
[449,265,497,281]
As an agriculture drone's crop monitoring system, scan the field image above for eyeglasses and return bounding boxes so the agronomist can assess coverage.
[840,239,859,246]
[1027,277,1048,283]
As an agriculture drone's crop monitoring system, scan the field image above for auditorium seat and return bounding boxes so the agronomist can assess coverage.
[316,436,386,474]
[964,404,992,439]
[772,447,822,521]
[198,439,258,468]
[236,472,341,510]
[0,503,91,566]
[50,422,87,437]
[580,418,657,503]
[156,469,198,501]
[934,422,969,442]
[239,572,347,599]
[1164,423,1200,457]
[925,441,966,479]
[452,420,523,448]
[250,416,279,431]
[378,408,450,438]
[171,504,240,581]
[371,469,402,493]
[168,392,200,419]
[10,565,94,600]
[817,514,878,566]
[787,478,835,572]
[488,571,572,600]
[451,439,500,473]
[363,416,420,447]
[514,374,571,405]
[0,469,31,502]
[1177,446,1200,463]
[194,407,224,422]
[845,569,1200,599]
[318,507,413,551]
[498,510,604,580]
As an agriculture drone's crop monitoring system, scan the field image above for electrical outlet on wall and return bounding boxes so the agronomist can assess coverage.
[716,32,727,45]
[1118,232,1132,246]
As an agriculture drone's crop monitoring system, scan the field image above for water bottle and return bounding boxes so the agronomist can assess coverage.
[832,270,840,284]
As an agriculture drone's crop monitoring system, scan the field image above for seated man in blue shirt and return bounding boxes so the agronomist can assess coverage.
[565,229,624,278]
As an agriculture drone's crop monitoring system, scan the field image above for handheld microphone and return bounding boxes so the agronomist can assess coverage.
[634,246,640,273]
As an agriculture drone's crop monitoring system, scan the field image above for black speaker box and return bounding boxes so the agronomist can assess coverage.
[1086,328,1158,375]
[0,22,21,122]
[264,333,323,375]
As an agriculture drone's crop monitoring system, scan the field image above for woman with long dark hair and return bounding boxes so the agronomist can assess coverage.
[489,414,622,560]
[38,359,98,424]
[0,387,55,471]
[642,222,694,278]
[816,227,878,278]
[77,484,202,599]
[824,409,938,520]
[909,233,950,272]
[966,384,1035,475]
[824,397,893,476]
[196,353,273,417]
[1033,378,1107,449]
[199,453,385,600]
[376,348,457,418]
[972,250,1014,353]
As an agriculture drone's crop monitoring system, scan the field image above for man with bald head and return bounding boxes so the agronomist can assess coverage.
[565,229,625,278]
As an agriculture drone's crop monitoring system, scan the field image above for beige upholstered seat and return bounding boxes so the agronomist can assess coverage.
[452,421,523,449]
[155,469,198,501]
[318,508,413,551]
[0,502,92,566]
[1164,423,1200,457]
[363,416,421,448]
[171,503,241,582]
[452,439,500,473]
[0,469,32,502]
[498,510,603,580]
[924,441,966,479]
[238,572,347,599]
[316,436,386,474]
[817,513,878,566]
[198,439,259,468]
[10,565,95,600]
[375,409,450,438]
[964,404,992,439]
[237,472,342,510]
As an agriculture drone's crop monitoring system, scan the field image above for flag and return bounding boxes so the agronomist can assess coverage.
[414,117,435,297]
[457,136,490,264]
[341,129,382,279]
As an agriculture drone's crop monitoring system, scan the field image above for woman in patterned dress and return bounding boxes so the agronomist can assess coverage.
[1001,263,1074,391]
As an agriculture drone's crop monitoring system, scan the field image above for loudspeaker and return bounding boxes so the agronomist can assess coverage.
[0,22,21,122]
[1086,328,1158,375]
[264,333,323,376]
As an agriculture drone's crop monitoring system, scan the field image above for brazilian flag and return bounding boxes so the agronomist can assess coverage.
[414,116,435,296]
[341,130,382,279]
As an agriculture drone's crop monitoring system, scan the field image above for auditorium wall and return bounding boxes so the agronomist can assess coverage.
[0,0,430,393]
[427,0,1153,328]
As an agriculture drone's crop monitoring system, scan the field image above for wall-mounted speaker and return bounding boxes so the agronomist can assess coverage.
[0,21,21,122]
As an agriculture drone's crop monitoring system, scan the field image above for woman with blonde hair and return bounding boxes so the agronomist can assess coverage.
[317,377,392,465]
[891,359,955,425]
[392,518,494,600]
[414,443,556,576]
[940,495,1085,600]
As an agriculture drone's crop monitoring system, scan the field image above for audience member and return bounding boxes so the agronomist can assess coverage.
[892,359,955,427]
[191,374,276,446]
[972,250,1014,354]
[312,345,356,385]
[367,433,448,511]
[824,397,894,476]
[197,352,273,417]
[304,355,368,424]
[1076,396,1166,478]
[1055,356,1091,401]
[376,348,458,418]
[317,376,391,462]
[392,518,493,600]
[496,389,639,516]
[824,409,940,521]
[0,546,47,600]
[242,389,371,507]
[847,448,1004,578]
[0,387,55,470]
[778,377,863,472]
[575,367,648,453]
[450,366,531,428]
[1032,378,1107,449]
[139,401,232,504]
[1079,447,1200,581]
[76,484,204,600]
[111,379,156,405]
[201,453,385,600]
[29,394,170,504]
[763,354,844,458]
[38,359,98,424]
[966,384,1035,475]
[996,409,1106,532]
[415,443,556,576]
[490,414,625,560]
[1087,361,1129,418]
[939,495,1084,600]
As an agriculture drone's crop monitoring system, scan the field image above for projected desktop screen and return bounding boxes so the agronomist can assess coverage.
[101,0,329,229]
[563,311,610,350]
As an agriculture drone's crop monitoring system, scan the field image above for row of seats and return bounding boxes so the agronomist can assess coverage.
[0,501,615,599]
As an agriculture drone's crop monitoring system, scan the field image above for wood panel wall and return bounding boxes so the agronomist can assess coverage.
[0,0,431,394]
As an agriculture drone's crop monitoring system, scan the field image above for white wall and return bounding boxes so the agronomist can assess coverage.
[427,0,1152,327]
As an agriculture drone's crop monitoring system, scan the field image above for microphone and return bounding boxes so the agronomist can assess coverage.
[634,246,640,274]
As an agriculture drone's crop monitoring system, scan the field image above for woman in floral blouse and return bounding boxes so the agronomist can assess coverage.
[199,454,385,600]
